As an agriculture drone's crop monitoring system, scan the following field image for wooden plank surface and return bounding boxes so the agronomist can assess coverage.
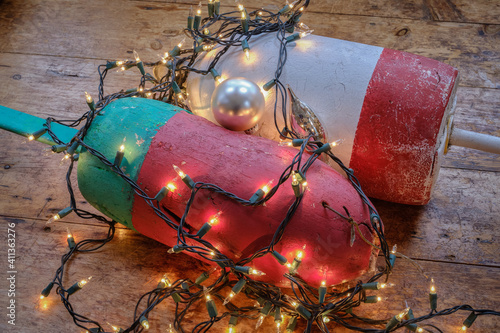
[0,1,499,88]
[0,0,498,332]
[2,216,499,332]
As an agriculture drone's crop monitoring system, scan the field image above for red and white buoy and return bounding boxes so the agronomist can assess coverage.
[186,34,499,205]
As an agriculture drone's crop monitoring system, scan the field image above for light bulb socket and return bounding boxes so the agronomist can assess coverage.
[261,301,272,315]
[208,3,214,17]
[241,18,249,33]
[67,236,76,249]
[214,1,220,15]
[463,312,477,328]
[30,128,47,141]
[389,253,397,268]
[232,278,247,294]
[67,141,80,155]
[313,142,332,154]
[41,282,54,298]
[286,316,297,331]
[171,292,182,303]
[154,187,169,202]
[241,39,250,52]
[206,299,218,318]
[363,295,379,303]
[286,33,301,43]
[57,206,73,219]
[51,144,67,153]
[229,315,238,326]
[296,304,311,320]
[234,266,251,275]
[136,61,145,76]
[385,315,401,331]
[196,222,212,238]
[67,282,82,295]
[169,45,181,57]
[187,16,194,29]
[263,79,276,91]
[271,251,288,265]
[429,293,437,310]
[249,189,265,204]
[195,271,210,285]
[114,150,125,167]
[361,282,380,290]
[318,286,327,303]
[193,15,201,30]
[407,323,418,332]
[279,5,292,14]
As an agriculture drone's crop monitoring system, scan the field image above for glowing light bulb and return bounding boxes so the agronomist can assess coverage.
[237,3,244,11]
[244,49,250,60]
[28,134,35,141]
[262,179,274,194]
[208,211,222,226]
[178,38,186,48]
[173,164,186,178]
[397,308,410,320]
[241,11,246,19]
[380,282,395,289]
[196,2,202,15]
[430,278,436,294]
[223,291,235,305]
[84,91,93,104]
[79,276,92,288]
[250,269,266,276]
[391,244,397,254]
[329,138,344,147]
[47,214,60,224]
[140,315,150,330]
[133,50,141,62]
[256,315,265,329]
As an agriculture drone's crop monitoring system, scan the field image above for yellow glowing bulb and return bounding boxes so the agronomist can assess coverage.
[241,11,246,19]
[262,179,274,194]
[430,278,436,293]
[172,164,186,178]
[120,66,125,71]
[377,296,382,302]
[28,135,35,141]
[119,144,125,152]
[460,326,467,331]
[244,49,250,60]
[78,276,92,288]
[299,6,304,11]
[84,91,93,103]
[116,61,124,66]
[391,244,397,254]
[417,328,424,332]
[166,183,176,191]
[40,295,45,300]
[178,38,186,48]
[297,250,303,259]
[238,4,244,11]
[133,50,141,62]
[250,269,266,276]
[321,280,326,286]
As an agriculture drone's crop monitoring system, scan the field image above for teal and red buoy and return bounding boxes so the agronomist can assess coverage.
[0,97,379,287]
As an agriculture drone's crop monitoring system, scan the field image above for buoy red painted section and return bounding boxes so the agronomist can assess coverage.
[350,49,459,204]
[132,112,378,287]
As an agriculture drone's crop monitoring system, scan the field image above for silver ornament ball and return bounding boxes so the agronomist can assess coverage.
[211,77,265,131]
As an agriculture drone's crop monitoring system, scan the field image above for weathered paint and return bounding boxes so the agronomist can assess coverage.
[132,112,377,287]
[186,34,382,168]
[77,98,179,229]
[350,49,458,204]
[184,34,459,205]
[0,104,77,145]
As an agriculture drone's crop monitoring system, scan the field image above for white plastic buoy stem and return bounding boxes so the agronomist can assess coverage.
[449,127,500,154]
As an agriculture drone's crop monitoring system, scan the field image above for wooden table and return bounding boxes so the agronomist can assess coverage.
[0,0,498,332]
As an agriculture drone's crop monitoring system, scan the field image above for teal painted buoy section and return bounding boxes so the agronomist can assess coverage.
[0,105,77,145]
[77,98,180,230]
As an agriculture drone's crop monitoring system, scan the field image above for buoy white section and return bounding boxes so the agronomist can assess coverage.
[186,34,383,171]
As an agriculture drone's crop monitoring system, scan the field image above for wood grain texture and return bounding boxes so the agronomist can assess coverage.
[1,217,498,332]
[145,0,500,25]
[0,0,498,332]
[0,1,498,88]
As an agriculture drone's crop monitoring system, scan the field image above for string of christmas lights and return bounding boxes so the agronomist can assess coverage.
[25,1,499,332]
